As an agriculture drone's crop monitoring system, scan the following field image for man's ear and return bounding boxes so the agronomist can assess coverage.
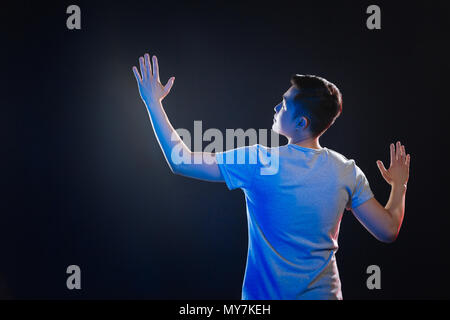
[296,116,309,130]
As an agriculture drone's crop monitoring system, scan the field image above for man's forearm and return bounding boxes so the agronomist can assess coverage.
[385,184,407,235]
[144,98,190,172]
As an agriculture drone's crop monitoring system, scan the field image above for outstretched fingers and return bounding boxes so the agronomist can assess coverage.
[396,141,401,162]
[400,144,406,163]
[145,53,152,78]
[139,56,147,80]
[390,143,395,167]
[376,160,389,181]
[391,141,410,167]
[164,77,175,94]
[133,53,175,100]
[152,55,160,82]
[132,66,142,83]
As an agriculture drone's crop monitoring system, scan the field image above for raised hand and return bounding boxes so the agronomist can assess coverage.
[376,141,410,187]
[132,53,175,104]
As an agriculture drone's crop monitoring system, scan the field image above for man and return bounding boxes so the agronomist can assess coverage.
[132,53,410,300]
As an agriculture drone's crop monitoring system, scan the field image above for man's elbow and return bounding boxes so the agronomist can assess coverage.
[170,161,191,177]
[379,234,397,244]
[169,162,181,175]
[378,227,399,243]
[168,150,193,176]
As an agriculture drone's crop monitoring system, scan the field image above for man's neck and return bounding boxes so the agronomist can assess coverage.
[289,136,322,150]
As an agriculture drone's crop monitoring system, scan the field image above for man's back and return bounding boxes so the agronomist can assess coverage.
[131,56,409,299]
[216,144,374,299]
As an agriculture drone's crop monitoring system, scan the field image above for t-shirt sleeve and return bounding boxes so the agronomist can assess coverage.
[346,162,374,210]
[215,144,259,190]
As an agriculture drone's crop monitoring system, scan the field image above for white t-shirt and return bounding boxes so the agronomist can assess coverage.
[216,143,374,300]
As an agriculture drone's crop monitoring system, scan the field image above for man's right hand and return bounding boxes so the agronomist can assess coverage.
[376,141,410,188]
[352,141,410,243]
[132,53,175,105]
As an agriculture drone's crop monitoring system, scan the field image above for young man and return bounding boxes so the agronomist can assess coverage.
[132,53,410,300]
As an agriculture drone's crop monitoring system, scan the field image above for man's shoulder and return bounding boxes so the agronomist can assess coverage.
[325,147,358,169]
[326,147,350,161]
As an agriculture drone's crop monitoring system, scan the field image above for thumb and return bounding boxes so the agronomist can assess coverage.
[164,77,175,94]
[376,160,389,179]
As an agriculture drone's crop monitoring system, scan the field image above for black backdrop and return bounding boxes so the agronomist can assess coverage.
[2,0,450,299]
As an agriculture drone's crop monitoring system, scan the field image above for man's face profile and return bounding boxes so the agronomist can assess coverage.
[272,86,304,139]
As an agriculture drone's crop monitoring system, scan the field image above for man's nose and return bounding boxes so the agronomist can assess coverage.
[274,103,281,112]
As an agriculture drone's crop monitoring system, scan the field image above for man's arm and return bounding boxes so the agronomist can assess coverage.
[132,53,224,182]
[351,141,410,243]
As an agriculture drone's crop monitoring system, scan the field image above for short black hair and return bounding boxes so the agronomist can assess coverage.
[290,74,343,138]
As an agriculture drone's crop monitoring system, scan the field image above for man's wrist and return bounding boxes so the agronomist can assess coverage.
[391,182,407,192]
[144,97,161,108]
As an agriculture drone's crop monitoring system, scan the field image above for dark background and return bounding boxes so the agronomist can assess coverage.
[2,0,449,299]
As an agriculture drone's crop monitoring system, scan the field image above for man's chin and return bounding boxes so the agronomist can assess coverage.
[272,124,279,134]
[272,125,289,140]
